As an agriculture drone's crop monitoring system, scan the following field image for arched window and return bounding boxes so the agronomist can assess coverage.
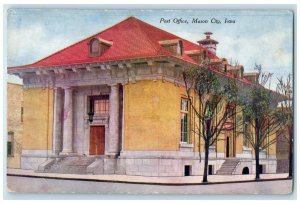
[88,38,112,57]
[90,39,100,55]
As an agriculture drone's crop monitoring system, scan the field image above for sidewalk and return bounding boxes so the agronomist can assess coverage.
[6,168,290,185]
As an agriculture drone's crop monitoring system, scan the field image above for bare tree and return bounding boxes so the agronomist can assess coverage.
[242,65,285,180]
[183,62,240,182]
[276,74,293,178]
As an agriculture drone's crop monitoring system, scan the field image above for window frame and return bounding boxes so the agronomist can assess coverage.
[243,114,251,148]
[89,38,101,57]
[7,131,14,157]
[180,97,190,143]
[21,107,24,122]
[89,95,110,116]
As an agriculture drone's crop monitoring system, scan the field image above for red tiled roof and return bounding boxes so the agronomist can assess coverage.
[8,16,253,85]
[8,16,218,70]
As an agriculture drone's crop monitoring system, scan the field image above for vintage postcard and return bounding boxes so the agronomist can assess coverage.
[6,8,294,195]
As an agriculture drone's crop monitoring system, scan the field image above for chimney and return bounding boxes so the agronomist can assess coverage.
[197,32,219,55]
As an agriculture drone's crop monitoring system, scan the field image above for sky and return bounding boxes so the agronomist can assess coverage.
[6,9,294,89]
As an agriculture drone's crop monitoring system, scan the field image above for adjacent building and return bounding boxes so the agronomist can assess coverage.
[7,17,279,176]
[7,82,23,169]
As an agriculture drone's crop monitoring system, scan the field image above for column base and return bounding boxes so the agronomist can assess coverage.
[52,151,62,156]
[105,152,119,158]
[59,152,77,156]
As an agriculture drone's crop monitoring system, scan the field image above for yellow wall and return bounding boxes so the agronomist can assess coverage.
[123,79,278,157]
[23,88,53,150]
[124,80,188,151]
[7,83,23,168]
[235,105,244,154]
[268,132,277,155]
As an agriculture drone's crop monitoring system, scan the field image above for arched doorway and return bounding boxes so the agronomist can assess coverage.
[242,167,249,174]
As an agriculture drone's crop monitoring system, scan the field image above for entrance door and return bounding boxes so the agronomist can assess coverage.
[226,137,230,158]
[89,126,105,155]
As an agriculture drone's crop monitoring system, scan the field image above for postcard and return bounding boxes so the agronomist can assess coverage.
[6,8,294,195]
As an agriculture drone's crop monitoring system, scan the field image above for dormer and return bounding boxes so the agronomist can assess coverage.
[88,37,113,57]
[184,50,208,63]
[159,39,183,56]
[226,65,244,78]
[244,72,259,83]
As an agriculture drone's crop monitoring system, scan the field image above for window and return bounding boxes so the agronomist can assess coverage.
[90,39,100,54]
[88,38,112,57]
[21,107,24,122]
[7,132,14,157]
[181,98,189,143]
[243,114,250,147]
[92,95,109,115]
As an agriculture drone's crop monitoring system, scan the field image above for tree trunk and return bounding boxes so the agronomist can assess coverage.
[255,145,260,180]
[288,125,293,178]
[202,140,210,183]
[255,119,260,180]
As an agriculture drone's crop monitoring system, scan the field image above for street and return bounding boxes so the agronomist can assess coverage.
[6,175,293,195]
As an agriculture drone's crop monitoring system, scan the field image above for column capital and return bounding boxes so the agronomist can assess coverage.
[53,86,62,90]
[121,80,129,86]
[108,83,120,87]
[62,86,73,90]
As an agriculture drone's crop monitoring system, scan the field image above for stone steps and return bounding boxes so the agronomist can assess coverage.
[44,156,96,174]
[216,159,240,175]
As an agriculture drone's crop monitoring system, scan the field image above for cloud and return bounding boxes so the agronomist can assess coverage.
[7,23,72,66]
[217,31,293,75]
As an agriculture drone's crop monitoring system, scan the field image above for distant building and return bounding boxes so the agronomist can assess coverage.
[8,17,279,176]
[7,82,23,168]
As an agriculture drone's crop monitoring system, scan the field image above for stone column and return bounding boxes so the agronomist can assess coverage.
[62,87,73,154]
[52,87,63,155]
[108,84,120,155]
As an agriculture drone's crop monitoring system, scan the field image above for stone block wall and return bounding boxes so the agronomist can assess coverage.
[234,160,252,174]
[89,150,228,177]
[20,150,52,170]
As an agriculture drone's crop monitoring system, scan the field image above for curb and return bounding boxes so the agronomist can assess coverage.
[7,173,292,186]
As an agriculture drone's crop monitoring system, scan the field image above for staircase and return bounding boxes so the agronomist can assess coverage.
[216,159,240,175]
[44,156,96,174]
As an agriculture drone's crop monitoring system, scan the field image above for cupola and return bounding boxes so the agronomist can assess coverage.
[197,32,218,55]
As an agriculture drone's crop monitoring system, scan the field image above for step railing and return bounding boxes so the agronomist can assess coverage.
[231,161,241,175]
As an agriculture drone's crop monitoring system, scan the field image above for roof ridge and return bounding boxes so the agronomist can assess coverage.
[132,17,173,54]
[130,17,163,55]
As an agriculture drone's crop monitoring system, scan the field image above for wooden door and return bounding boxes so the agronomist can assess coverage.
[226,136,230,158]
[89,126,105,155]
